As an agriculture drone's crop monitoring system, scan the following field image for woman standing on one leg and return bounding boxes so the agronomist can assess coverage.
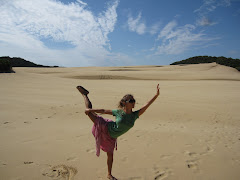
[77,84,160,180]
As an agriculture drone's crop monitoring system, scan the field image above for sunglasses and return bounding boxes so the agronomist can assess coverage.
[126,99,135,103]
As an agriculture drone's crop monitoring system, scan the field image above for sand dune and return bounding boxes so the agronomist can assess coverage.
[19,62,240,81]
[0,63,240,180]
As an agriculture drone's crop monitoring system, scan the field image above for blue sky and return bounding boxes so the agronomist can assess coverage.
[0,0,239,67]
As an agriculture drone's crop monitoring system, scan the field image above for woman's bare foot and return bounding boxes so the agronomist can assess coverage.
[76,86,89,95]
[107,174,117,180]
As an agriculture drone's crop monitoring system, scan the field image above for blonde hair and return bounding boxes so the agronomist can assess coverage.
[118,94,135,108]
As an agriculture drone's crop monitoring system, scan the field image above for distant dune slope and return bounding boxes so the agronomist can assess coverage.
[15,63,240,81]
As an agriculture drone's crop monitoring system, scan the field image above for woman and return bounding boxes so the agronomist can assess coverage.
[77,84,160,180]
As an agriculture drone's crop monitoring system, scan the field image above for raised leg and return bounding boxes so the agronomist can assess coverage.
[83,94,92,109]
[87,111,97,123]
[77,86,97,123]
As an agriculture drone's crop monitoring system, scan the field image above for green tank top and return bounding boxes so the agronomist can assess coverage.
[108,109,139,138]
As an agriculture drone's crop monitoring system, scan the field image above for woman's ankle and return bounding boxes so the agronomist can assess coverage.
[107,174,117,180]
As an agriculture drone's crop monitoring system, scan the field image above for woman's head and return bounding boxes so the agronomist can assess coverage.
[118,94,136,109]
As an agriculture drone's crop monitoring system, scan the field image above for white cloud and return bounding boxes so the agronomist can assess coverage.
[97,0,119,50]
[194,0,231,26]
[218,0,231,6]
[127,13,161,36]
[127,12,146,35]
[76,0,87,6]
[196,16,218,26]
[149,22,161,35]
[155,20,218,55]
[0,0,120,66]
[194,0,230,15]
[157,21,177,40]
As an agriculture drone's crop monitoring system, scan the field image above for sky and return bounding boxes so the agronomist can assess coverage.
[0,0,240,67]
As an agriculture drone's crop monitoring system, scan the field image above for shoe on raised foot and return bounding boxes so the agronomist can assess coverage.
[76,86,89,95]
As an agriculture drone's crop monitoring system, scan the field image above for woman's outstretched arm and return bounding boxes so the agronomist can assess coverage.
[138,84,160,117]
[85,109,113,115]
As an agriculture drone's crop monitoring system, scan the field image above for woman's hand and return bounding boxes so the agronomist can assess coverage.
[156,84,160,96]
[138,84,160,117]
[85,109,91,115]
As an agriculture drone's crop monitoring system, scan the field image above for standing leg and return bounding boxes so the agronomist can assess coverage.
[77,86,97,123]
[107,152,117,180]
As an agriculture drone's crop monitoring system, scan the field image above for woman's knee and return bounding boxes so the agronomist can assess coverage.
[107,152,113,159]
[88,112,97,122]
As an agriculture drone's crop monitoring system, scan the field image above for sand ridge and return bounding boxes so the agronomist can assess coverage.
[16,62,240,81]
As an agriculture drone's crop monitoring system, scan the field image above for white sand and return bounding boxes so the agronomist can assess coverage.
[0,63,240,180]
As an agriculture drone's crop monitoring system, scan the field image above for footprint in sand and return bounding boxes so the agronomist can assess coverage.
[184,149,205,173]
[24,121,31,124]
[48,113,57,118]
[42,164,78,180]
[67,157,78,162]
[199,146,214,155]
[86,149,95,154]
[153,167,172,180]
[159,154,173,160]
[154,170,172,180]
[186,159,199,173]
[24,161,34,164]
[184,151,198,158]
[0,161,7,167]
[154,172,166,180]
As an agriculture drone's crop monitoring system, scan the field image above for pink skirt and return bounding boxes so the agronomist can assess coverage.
[92,116,117,157]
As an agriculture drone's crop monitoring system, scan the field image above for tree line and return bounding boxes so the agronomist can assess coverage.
[0,56,58,73]
[171,56,240,71]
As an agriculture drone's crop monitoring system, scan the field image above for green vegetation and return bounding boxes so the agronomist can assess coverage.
[171,56,240,71]
[0,56,58,73]
[0,58,14,73]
